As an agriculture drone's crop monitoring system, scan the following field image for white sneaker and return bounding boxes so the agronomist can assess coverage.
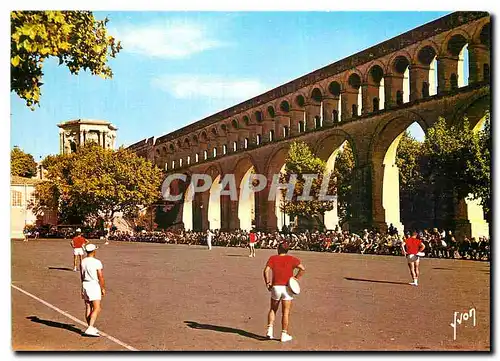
[266,326,274,339]
[409,281,418,286]
[281,332,293,342]
[84,326,100,336]
[73,267,77,272]
[248,255,253,258]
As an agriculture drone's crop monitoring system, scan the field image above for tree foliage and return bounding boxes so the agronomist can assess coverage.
[333,142,355,226]
[40,154,58,170]
[31,144,163,225]
[395,130,434,229]
[11,11,121,109]
[424,116,490,215]
[396,131,425,194]
[280,141,336,224]
[477,114,491,216]
[11,146,37,178]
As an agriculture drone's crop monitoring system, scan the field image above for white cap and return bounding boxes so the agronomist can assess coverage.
[76,228,82,233]
[85,244,98,252]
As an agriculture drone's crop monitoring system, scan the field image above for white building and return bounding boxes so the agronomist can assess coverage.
[10,176,41,239]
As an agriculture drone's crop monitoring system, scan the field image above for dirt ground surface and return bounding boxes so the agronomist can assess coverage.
[11,238,490,351]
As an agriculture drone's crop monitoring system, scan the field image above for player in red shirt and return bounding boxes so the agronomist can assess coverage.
[248,230,257,258]
[71,228,89,272]
[403,231,425,286]
[263,241,305,342]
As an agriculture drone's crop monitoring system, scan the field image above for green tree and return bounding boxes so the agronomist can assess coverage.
[31,144,163,225]
[333,142,355,227]
[396,131,425,194]
[11,11,121,109]
[478,114,491,218]
[280,141,336,229]
[40,154,59,169]
[11,146,37,177]
[424,116,490,219]
[395,131,434,229]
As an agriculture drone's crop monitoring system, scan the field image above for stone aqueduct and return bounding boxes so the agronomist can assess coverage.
[128,12,491,238]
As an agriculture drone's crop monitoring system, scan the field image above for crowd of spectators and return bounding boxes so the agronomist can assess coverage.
[108,227,490,261]
[23,225,106,240]
[23,222,489,261]
[109,230,170,244]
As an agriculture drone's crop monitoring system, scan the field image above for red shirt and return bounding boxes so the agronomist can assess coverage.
[249,232,256,243]
[72,235,87,249]
[405,237,422,255]
[266,255,301,286]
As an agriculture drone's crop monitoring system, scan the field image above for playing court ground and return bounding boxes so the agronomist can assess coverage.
[11,239,490,351]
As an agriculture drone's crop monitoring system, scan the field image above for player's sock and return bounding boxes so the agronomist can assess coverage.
[266,325,273,339]
[281,331,293,342]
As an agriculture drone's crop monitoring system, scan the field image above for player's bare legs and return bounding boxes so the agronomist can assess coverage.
[85,301,92,325]
[88,300,101,328]
[73,255,79,270]
[74,254,83,271]
[408,262,419,286]
[249,243,256,257]
[281,300,292,333]
[281,300,293,341]
[407,263,415,279]
[414,260,420,279]
[266,298,280,338]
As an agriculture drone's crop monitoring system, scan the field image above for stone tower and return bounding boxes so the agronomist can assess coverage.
[57,119,118,155]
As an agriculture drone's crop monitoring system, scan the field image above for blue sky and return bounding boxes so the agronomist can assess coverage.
[10,11,448,160]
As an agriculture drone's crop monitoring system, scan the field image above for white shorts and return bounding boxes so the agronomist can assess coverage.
[73,248,84,256]
[82,282,101,301]
[271,285,294,301]
[407,254,420,264]
[249,243,255,248]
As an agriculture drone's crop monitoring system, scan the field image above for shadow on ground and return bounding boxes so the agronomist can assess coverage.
[48,267,74,272]
[26,316,82,335]
[344,277,409,286]
[184,321,271,341]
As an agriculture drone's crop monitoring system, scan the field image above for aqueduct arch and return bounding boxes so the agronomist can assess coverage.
[315,130,357,230]
[453,92,490,128]
[262,146,290,231]
[370,113,430,233]
[451,93,490,240]
[193,165,222,231]
[231,156,258,231]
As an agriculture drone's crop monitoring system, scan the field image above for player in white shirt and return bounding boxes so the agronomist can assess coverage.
[80,244,106,336]
[206,230,213,250]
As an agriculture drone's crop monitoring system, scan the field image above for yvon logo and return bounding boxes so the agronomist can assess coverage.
[450,308,476,341]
